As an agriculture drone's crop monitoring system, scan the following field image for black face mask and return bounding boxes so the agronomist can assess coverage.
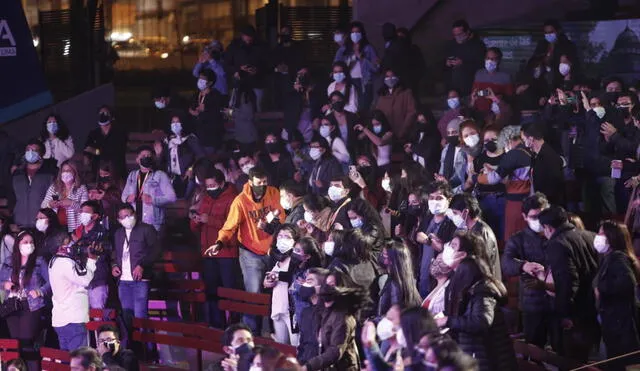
[98,112,111,124]
[210,50,221,61]
[233,342,253,356]
[446,135,459,145]
[98,176,111,184]
[207,188,223,199]
[298,285,316,302]
[358,166,372,178]
[604,92,620,105]
[140,156,154,169]
[332,101,346,112]
[619,107,632,119]
[251,185,266,199]
[407,204,423,216]
[484,139,498,153]
[265,143,279,154]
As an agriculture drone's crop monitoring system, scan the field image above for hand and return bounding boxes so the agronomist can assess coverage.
[205,243,222,257]
[97,340,109,356]
[403,143,413,154]
[561,318,574,330]
[515,84,529,95]
[126,194,136,203]
[600,122,617,138]
[272,209,281,218]
[353,124,364,132]
[435,315,448,327]
[84,146,97,155]
[198,103,205,112]
[28,290,41,299]
[221,354,239,371]
[581,91,590,111]
[3,282,12,291]
[416,232,429,244]
[314,179,323,188]
[132,266,144,281]
[556,89,568,105]
[88,242,103,260]
[49,200,60,209]
[321,104,331,113]
[112,266,121,277]
[333,222,344,231]
[263,273,277,288]
[487,88,498,102]
[141,193,153,205]
[198,213,208,224]
[434,173,447,183]
[59,199,72,208]
[625,176,640,189]
[257,219,267,230]
[394,224,402,236]
[522,261,545,276]
[293,171,302,182]
[361,321,376,349]
[430,234,444,252]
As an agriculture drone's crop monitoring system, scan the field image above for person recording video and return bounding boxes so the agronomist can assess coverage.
[97,324,139,371]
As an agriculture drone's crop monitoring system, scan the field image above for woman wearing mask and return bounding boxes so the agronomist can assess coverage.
[34,208,66,261]
[298,194,332,243]
[83,105,127,178]
[593,221,640,370]
[438,89,465,139]
[40,114,74,168]
[89,161,124,227]
[318,116,350,169]
[325,91,359,154]
[326,61,358,114]
[156,115,204,198]
[459,120,483,160]
[374,68,417,143]
[361,305,403,369]
[290,237,324,330]
[0,216,14,271]
[555,54,580,91]
[349,155,385,211]
[258,132,295,188]
[354,110,393,173]
[405,108,441,176]
[436,117,467,194]
[264,224,300,345]
[307,134,343,196]
[41,160,89,233]
[0,230,50,367]
[439,231,517,371]
[514,56,550,124]
[423,253,454,315]
[334,21,379,112]
[378,241,421,318]
[325,229,377,299]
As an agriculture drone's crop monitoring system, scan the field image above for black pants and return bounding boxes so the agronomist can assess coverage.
[203,257,240,328]
[522,311,552,348]
[7,306,43,371]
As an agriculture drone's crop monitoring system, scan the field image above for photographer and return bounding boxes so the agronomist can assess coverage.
[96,324,139,371]
[73,201,111,309]
[50,236,100,351]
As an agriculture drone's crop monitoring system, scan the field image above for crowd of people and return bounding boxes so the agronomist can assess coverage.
[1,15,640,371]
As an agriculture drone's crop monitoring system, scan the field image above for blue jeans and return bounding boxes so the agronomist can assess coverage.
[352,78,373,112]
[203,258,239,328]
[118,280,149,339]
[55,323,88,351]
[479,194,505,242]
[418,244,434,298]
[238,248,271,333]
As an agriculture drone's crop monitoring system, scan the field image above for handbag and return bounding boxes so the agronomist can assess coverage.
[0,296,23,318]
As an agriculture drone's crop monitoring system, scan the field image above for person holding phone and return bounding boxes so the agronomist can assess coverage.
[97,324,139,371]
[445,19,486,96]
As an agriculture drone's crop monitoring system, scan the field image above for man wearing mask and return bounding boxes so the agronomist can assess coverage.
[190,69,226,154]
[225,25,268,112]
[192,41,227,96]
[11,140,55,228]
[121,145,176,232]
[538,205,598,361]
[73,200,111,310]
[326,176,353,230]
[521,122,565,205]
[210,167,284,333]
[264,180,307,234]
[472,47,514,114]
[150,86,188,131]
[220,323,255,371]
[533,20,578,89]
[190,168,239,328]
[232,151,256,192]
[97,324,139,371]
[445,19,486,96]
[111,204,158,347]
[84,106,127,177]
[502,193,551,348]
[436,117,467,194]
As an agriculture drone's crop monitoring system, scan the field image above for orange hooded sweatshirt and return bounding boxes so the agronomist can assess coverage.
[216,182,285,256]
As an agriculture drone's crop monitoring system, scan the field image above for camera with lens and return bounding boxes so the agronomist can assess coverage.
[68,231,107,258]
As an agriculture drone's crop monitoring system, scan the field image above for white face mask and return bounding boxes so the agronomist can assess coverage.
[319,126,331,138]
[463,134,480,148]
[323,241,335,256]
[427,199,448,215]
[35,219,48,233]
[280,195,292,210]
[485,59,498,72]
[593,235,610,254]
[447,97,460,110]
[61,171,74,184]
[527,218,543,233]
[442,242,456,267]
[19,243,35,257]
[249,366,262,371]
[79,212,93,226]
[309,147,322,160]
[593,106,606,119]
[449,211,466,229]
[396,328,407,348]
[491,101,501,115]
[559,62,571,77]
[276,237,295,253]
[241,163,255,175]
[376,317,396,341]
[119,215,136,230]
[197,78,208,91]
[327,186,345,202]
[171,122,182,135]
[154,101,166,109]
[334,34,344,44]
[304,211,314,224]
[381,178,392,193]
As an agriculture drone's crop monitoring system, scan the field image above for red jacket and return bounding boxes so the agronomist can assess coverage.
[190,185,239,258]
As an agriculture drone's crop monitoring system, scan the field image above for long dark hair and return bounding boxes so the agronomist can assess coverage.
[320,115,341,141]
[347,198,385,234]
[368,110,392,136]
[383,240,422,308]
[39,208,62,237]
[330,61,353,104]
[41,114,71,141]
[320,270,370,315]
[12,230,39,287]
[296,236,325,270]
[345,21,370,51]
[600,220,640,282]
[399,307,439,354]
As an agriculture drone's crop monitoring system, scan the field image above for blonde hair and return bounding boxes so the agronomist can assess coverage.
[54,160,82,197]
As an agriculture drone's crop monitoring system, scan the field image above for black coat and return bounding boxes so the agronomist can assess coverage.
[445,35,486,95]
[112,222,158,280]
[596,251,640,363]
[258,151,296,188]
[533,34,579,89]
[532,142,565,206]
[447,280,517,371]
[502,227,551,313]
[298,303,322,365]
[305,306,360,371]
[224,38,269,88]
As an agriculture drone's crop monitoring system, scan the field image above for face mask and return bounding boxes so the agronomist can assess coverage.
[376,317,396,341]
[233,342,254,355]
[24,150,40,164]
[442,242,456,267]
[280,196,292,210]
[559,63,571,77]
[449,211,466,229]
[154,101,166,109]
[533,67,542,79]
[331,101,346,112]
[304,211,314,224]
[19,243,35,257]
[120,215,136,229]
[463,134,480,148]
[428,199,448,215]
[298,284,316,302]
[454,34,467,43]
[35,219,48,233]
[447,97,460,110]
[485,59,498,72]
[241,163,255,175]
[171,122,182,135]
[99,176,111,184]
[249,366,262,371]
[527,218,543,233]
[381,178,392,192]
[309,147,322,160]
[265,143,279,154]
[446,135,459,146]
[407,204,423,216]
[334,33,344,44]
[384,77,399,88]
[372,125,382,134]
[396,328,407,348]
[47,121,59,135]
[197,78,208,91]
[350,218,363,229]
[350,32,362,44]
[276,237,294,253]
[79,212,93,226]
[593,235,610,254]
[323,241,335,256]
[319,126,331,138]
[251,185,267,199]
[328,186,345,202]
[207,187,223,199]
[140,156,154,169]
[61,171,74,184]
[333,72,346,83]
[594,106,606,119]
[98,113,111,126]
[491,101,501,115]
[545,32,557,43]
[484,139,498,153]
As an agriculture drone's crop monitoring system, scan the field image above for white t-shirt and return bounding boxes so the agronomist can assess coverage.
[50,257,96,327]
[121,228,134,281]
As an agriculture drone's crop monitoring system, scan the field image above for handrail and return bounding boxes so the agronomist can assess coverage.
[570,349,640,370]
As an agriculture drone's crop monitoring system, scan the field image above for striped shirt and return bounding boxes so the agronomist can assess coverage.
[41,184,89,232]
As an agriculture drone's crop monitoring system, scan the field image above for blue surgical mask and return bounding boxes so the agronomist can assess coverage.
[485,60,498,72]
[155,101,166,109]
[25,150,40,164]
[171,122,182,135]
[544,33,557,44]
[46,121,58,135]
[350,218,363,229]
[384,77,399,88]
[334,34,344,44]
[350,32,362,44]
[373,125,382,134]
[333,72,346,83]
[197,78,208,91]
[447,97,460,110]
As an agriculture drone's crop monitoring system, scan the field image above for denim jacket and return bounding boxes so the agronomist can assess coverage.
[334,44,379,89]
[192,59,228,95]
[439,144,467,194]
[121,170,177,230]
[0,255,51,311]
